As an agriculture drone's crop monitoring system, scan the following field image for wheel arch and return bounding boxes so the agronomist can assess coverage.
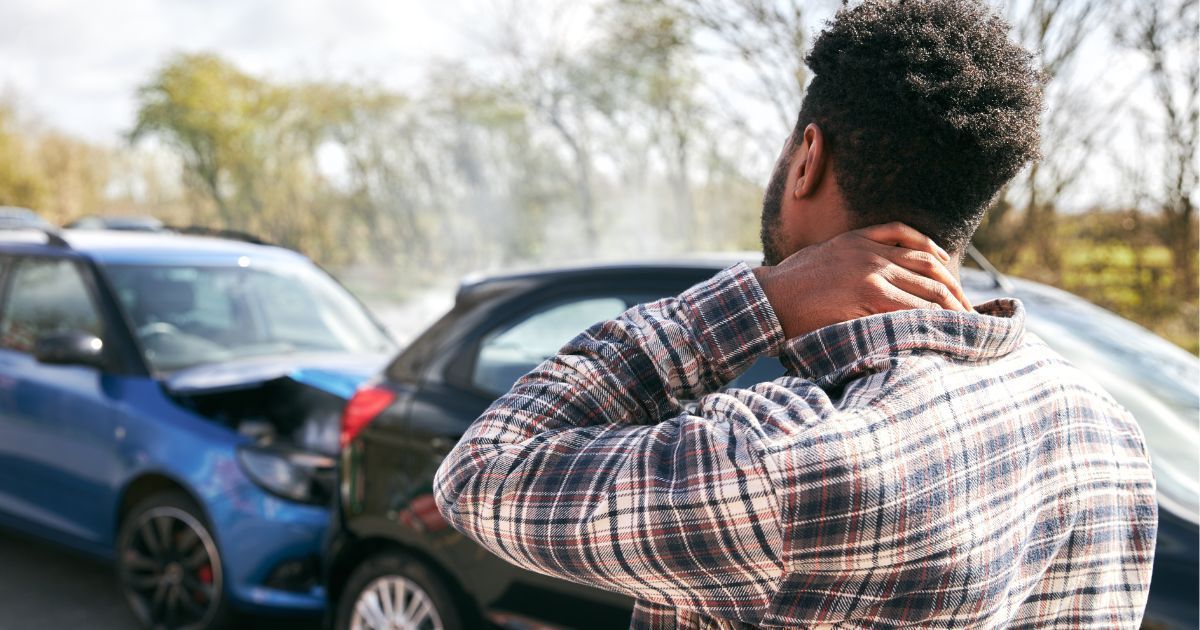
[113,472,232,629]
[329,536,481,624]
[114,471,209,539]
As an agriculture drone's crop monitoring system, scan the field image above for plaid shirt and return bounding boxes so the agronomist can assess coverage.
[434,263,1157,628]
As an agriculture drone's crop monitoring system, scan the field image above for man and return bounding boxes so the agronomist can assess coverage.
[434,0,1157,627]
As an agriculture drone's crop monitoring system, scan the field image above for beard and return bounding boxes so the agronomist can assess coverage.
[759,153,791,266]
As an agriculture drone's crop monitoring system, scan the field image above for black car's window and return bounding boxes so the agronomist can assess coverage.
[0,257,102,353]
[729,356,786,389]
[470,294,790,398]
[473,297,628,395]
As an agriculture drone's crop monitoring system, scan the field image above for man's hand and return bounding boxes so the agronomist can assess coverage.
[754,223,973,340]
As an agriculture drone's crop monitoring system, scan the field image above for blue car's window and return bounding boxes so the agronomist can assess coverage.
[0,258,102,353]
[473,297,628,396]
[103,263,394,372]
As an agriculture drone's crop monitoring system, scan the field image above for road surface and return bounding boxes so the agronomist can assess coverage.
[0,528,320,629]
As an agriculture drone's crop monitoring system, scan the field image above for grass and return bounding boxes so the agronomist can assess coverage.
[995,216,1198,355]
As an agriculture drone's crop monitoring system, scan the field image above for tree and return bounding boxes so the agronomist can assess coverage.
[651,0,809,148]
[598,2,705,248]
[34,131,110,222]
[974,0,1109,275]
[0,99,47,210]
[1118,0,1199,298]
[130,53,318,244]
[0,97,113,224]
[482,1,612,251]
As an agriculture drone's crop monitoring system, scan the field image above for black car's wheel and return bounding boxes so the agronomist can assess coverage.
[336,552,462,630]
[117,491,229,629]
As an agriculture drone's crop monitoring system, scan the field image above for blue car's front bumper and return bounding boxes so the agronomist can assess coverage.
[204,471,330,613]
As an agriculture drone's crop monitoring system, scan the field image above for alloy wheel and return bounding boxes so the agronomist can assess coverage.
[350,576,444,630]
[118,506,222,629]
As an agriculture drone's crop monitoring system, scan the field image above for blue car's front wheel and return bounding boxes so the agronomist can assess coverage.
[117,491,230,629]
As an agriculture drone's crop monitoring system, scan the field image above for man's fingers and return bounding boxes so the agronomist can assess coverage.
[880,268,968,312]
[854,222,951,262]
[872,245,973,311]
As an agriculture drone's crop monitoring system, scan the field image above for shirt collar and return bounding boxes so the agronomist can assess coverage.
[778,299,1026,385]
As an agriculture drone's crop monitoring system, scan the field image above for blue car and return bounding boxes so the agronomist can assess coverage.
[0,228,395,628]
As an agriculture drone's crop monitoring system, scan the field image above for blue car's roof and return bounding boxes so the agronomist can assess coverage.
[0,229,308,266]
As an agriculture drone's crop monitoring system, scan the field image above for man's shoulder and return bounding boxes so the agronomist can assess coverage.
[841,331,1139,434]
[933,331,1148,448]
[734,328,1140,449]
[1013,331,1129,411]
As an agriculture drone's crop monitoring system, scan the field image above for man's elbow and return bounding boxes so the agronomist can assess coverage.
[431,453,467,525]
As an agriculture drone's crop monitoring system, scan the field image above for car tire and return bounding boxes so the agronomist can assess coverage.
[116,491,232,629]
[336,551,464,630]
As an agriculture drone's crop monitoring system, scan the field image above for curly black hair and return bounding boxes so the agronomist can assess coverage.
[795,0,1043,253]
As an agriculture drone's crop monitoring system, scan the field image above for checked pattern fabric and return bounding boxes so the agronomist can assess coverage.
[434,262,1157,628]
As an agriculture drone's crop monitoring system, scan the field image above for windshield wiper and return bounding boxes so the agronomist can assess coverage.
[966,244,1014,292]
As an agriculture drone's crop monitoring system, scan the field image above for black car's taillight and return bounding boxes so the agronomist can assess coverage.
[340,386,396,448]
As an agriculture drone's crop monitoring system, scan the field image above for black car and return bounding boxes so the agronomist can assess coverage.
[326,256,1198,630]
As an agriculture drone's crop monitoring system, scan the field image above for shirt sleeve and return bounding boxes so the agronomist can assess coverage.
[433,263,794,624]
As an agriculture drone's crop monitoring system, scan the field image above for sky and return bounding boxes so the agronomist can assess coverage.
[0,0,1180,211]
[0,0,478,142]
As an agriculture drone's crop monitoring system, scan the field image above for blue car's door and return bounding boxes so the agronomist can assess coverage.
[0,255,121,549]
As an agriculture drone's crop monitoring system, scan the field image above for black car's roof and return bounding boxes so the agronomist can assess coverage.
[455,254,760,307]
[452,252,1017,309]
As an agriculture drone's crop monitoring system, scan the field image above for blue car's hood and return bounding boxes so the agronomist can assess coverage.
[163,352,388,399]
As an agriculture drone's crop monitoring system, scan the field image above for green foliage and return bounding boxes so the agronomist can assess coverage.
[131,54,320,245]
[989,211,1199,354]
[0,103,47,209]
[0,99,112,223]
[126,13,770,271]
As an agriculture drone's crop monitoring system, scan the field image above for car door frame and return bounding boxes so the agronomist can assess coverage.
[439,273,715,400]
[412,273,714,611]
[0,249,144,552]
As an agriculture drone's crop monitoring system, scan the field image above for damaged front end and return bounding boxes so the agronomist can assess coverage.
[164,354,387,505]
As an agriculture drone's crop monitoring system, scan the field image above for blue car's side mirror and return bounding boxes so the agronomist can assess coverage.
[33,331,108,370]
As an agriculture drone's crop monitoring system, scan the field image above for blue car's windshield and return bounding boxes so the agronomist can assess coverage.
[103,262,394,372]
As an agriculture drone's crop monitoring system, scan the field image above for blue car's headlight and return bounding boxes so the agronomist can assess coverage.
[237,446,336,505]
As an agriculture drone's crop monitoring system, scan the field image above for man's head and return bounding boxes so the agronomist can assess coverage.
[761,0,1043,266]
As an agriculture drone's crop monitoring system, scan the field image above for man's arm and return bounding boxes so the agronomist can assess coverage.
[433,224,966,623]
[434,263,790,623]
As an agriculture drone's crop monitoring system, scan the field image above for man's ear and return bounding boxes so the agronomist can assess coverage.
[790,123,826,200]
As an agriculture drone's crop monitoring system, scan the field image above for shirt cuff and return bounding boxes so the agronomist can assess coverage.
[683,262,786,382]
